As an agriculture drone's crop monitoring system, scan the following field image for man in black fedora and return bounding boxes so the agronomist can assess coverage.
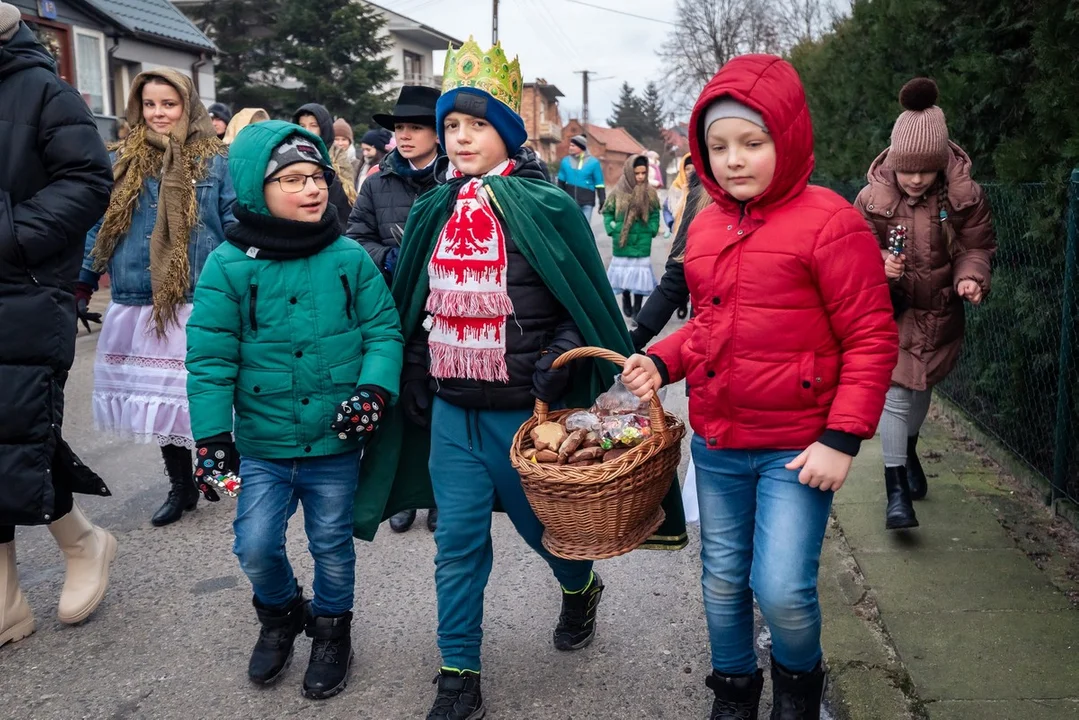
[346,84,443,534]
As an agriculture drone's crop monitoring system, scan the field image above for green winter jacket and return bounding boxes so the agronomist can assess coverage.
[186,120,404,459]
[603,202,660,258]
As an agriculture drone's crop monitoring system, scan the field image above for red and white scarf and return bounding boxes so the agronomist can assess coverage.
[427,160,516,383]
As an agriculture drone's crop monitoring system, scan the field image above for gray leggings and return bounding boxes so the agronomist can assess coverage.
[880,385,933,467]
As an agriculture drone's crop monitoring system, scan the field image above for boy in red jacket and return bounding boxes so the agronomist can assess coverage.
[624,55,898,719]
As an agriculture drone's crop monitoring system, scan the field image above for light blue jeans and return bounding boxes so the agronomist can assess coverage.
[580,204,594,221]
[692,435,833,675]
[233,450,362,617]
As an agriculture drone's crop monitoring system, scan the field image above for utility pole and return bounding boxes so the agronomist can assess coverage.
[492,0,499,44]
[575,70,593,126]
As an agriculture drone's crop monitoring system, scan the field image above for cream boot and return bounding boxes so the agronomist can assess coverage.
[47,503,116,625]
[0,540,35,647]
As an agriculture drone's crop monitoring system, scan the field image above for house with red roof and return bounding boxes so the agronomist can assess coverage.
[558,120,648,189]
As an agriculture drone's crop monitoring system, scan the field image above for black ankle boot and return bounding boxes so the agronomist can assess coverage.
[553,572,604,651]
[706,669,763,720]
[426,508,439,532]
[884,466,919,530]
[906,434,927,500]
[769,657,826,720]
[389,508,417,533]
[632,294,643,321]
[152,446,197,527]
[427,669,485,720]
[621,291,633,318]
[249,589,307,684]
[303,611,354,699]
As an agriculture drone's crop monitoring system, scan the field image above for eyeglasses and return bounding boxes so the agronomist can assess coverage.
[266,171,335,193]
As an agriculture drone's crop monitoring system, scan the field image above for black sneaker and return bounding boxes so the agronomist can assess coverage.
[770,656,827,720]
[302,612,354,700]
[553,572,604,651]
[427,669,485,720]
[248,589,307,684]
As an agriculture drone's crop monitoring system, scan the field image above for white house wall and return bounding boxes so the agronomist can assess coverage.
[112,37,215,106]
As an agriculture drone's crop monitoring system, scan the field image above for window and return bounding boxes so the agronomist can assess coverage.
[403,50,423,84]
[74,28,109,115]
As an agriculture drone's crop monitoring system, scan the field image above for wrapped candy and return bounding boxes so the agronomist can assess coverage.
[206,471,242,498]
[599,414,652,449]
[888,225,907,257]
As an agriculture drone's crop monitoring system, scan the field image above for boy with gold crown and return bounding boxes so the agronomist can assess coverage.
[351,38,686,718]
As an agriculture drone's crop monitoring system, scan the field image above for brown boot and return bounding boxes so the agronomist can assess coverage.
[47,503,117,624]
[0,540,35,648]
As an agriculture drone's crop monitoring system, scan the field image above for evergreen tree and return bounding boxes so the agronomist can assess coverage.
[640,82,666,137]
[608,82,649,141]
[276,0,395,123]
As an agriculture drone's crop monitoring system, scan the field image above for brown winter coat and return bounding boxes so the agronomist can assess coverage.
[855,142,996,391]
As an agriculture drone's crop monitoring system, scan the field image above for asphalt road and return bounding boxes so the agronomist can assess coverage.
[0,208,782,719]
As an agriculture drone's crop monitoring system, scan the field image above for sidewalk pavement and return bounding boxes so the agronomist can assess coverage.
[820,411,1079,719]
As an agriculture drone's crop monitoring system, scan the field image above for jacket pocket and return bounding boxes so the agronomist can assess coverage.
[236,367,292,396]
[329,358,362,391]
[248,284,259,333]
[340,274,354,321]
[809,352,840,406]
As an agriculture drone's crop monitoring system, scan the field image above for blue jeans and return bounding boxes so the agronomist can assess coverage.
[692,435,833,675]
[233,450,362,617]
[580,204,594,221]
[429,397,594,672]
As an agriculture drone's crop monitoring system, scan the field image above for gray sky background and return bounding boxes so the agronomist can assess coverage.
[391,0,677,127]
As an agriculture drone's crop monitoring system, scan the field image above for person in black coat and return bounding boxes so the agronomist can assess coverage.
[293,103,353,232]
[348,85,443,532]
[0,9,116,646]
[630,174,706,351]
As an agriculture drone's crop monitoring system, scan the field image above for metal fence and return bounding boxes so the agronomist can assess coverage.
[823,171,1079,507]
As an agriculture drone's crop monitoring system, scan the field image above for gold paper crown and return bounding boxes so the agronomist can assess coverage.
[442,36,523,115]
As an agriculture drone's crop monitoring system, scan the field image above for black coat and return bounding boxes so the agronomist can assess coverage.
[345,148,440,278]
[0,24,113,525]
[405,148,583,411]
[631,177,704,350]
[291,102,351,233]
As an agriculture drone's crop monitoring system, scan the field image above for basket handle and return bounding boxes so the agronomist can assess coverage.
[533,346,669,438]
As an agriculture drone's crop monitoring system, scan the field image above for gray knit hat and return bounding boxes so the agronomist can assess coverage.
[888,78,950,173]
[570,134,587,151]
[0,3,21,42]
[264,133,332,179]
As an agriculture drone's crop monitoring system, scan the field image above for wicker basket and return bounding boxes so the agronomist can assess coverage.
[510,347,685,560]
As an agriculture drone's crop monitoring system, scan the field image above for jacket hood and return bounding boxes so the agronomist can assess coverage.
[228,119,334,215]
[292,103,334,146]
[0,24,56,79]
[864,141,980,214]
[689,55,814,215]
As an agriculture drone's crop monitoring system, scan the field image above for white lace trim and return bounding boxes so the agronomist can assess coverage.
[92,390,189,409]
[101,354,188,372]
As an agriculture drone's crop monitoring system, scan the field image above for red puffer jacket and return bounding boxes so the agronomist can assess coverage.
[649,55,897,455]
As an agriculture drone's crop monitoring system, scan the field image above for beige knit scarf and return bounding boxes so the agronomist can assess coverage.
[90,69,223,335]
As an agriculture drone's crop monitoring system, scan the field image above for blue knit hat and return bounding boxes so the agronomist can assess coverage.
[436,87,527,157]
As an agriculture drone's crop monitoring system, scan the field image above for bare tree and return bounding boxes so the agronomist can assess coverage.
[658,0,846,111]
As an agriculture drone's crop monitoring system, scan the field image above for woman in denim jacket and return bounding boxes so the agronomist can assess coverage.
[77,69,236,527]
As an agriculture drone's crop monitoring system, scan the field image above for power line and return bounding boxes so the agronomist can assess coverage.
[559,0,678,26]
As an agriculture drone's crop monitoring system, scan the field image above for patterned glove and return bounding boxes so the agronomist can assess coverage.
[194,436,240,501]
[331,386,388,440]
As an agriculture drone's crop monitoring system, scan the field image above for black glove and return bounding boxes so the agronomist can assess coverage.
[532,349,573,404]
[400,379,431,429]
[331,385,388,440]
[676,300,690,320]
[629,326,651,353]
[74,282,101,334]
[193,435,240,502]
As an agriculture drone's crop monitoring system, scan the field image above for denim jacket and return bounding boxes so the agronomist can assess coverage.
[80,153,237,305]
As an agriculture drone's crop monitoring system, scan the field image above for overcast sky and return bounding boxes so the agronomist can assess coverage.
[392,0,677,127]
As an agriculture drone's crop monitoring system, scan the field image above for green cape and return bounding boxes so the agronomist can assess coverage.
[352,174,687,552]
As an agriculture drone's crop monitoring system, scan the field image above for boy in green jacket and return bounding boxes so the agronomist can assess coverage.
[185,121,403,700]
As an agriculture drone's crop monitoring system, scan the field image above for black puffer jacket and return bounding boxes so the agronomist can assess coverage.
[0,24,113,525]
[291,102,351,233]
[406,147,583,411]
[345,148,441,279]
